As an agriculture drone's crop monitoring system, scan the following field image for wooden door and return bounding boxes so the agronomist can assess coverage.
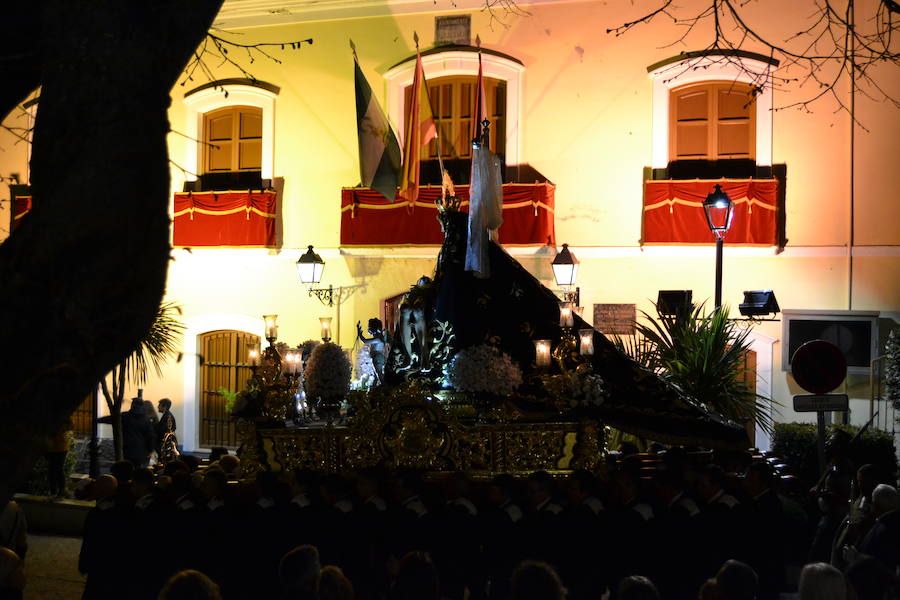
[199,330,259,448]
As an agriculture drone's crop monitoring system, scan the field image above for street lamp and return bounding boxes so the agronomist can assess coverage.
[703,184,735,310]
[551,243,580,306]
[296,245,335,306]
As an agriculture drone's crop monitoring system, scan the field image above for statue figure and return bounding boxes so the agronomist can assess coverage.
[356,318,388,384]
[397,276,434,374]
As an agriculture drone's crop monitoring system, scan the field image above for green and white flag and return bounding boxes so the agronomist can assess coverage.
[354,50,401,201]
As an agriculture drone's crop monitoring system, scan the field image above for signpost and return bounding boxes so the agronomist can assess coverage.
[791,340,848,473]
[793,394,849,413]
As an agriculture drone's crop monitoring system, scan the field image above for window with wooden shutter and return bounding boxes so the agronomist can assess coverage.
[669,81,756,161]
[403,75,506,183]
[198,330,260,448]
[203,106,263,173]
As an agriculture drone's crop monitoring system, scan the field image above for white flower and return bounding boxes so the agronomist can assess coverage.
[352,346,377,390]
[447,344,523,396]
[304,343,352,400]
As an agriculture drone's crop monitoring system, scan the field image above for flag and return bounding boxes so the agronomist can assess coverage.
[354,54,401,201]
[399,50,437,204]
[471,49,487,148]
[465,141,503,279]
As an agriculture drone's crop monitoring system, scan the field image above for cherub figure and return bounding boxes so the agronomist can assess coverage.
[357,318,388,384]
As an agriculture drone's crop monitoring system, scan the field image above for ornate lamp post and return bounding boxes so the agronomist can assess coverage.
[296,245,335,306]
[702,184,735,310]
[551,243,580,306]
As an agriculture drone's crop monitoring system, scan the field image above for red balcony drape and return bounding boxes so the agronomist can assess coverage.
[340,183,556,246]
[643,179,778,245]
[173,190,277,247]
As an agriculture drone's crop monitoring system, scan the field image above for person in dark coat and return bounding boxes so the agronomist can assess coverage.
[100,398,155,468]
[743,461,786,600]
[79,475,122,600]
[854,484,900,573]
[155,398,178,463]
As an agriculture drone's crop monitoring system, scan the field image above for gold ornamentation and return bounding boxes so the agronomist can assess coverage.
[237,383,607,477]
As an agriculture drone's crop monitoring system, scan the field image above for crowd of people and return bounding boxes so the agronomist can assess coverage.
[63,442,900,600]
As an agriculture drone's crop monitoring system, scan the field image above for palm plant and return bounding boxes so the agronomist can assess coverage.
[614,302,774,435]
[99,301,184,460]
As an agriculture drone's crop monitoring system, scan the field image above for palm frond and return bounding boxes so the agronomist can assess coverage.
[125,302,185,385]
[620,301,776,435]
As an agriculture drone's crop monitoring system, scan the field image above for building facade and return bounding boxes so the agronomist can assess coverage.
[3,0,898,452]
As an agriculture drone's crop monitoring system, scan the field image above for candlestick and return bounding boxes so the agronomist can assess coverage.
[320,316,333,342]
[248,343,261,367]
[263,314,278,341]
[578,329,595,356]
[534,339,552,368]
[559,302,574,328]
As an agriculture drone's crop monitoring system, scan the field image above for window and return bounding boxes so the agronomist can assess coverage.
[203,106,263,173]
[406,75,507,160]
[385,48,525,171]
[71,393,95,437]
[669,82,756,161]
[647,51,778,178]
[181,79,278,191]
[198,330,260,447]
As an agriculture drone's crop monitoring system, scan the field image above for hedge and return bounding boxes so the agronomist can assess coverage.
[772,422,898,488]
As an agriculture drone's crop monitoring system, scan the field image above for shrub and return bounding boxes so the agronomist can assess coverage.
[772,422,898,487]
[19,433,78,495]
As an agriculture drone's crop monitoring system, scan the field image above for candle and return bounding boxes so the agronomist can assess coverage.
[578,329,595,356]
[248,343,260,367]
[534,339,552,368]
[320,316,333,342]
[559,302,574,328]
[263,314,278,340]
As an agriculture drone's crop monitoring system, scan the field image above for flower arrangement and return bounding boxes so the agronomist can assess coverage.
[231,384,264,419]
[446,344,523,396]
[304,342,352,401]
[542,369,608,408]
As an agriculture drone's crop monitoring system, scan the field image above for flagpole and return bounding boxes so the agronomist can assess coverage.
[414,33,445,181]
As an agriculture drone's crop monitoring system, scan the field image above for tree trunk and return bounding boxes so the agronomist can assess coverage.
[100,367,126,462]
[0,0,222,507]
[111,409,124,463]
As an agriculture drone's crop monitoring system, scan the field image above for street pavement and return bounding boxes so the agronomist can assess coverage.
[23,533,85,599]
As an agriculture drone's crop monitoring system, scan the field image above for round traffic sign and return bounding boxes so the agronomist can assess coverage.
[791,340,847,394]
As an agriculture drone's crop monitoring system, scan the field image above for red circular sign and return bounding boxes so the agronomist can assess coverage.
[791,340,847,394]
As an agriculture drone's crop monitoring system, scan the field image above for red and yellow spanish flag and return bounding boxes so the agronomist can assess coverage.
[399,50,437,204]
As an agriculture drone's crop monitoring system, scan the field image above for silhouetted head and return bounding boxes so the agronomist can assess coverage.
[510,561,566,600]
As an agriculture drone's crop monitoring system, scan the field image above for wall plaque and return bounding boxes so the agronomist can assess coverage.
[435,15,470,46]
[594,303,636,336]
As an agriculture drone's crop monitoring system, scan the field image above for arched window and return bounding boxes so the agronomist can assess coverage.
[385,48,524,179]
[647,51,777,179]
[202,105,263,174]
[406,75,507,160]
[198,329,259,448]
[182,79,278,191]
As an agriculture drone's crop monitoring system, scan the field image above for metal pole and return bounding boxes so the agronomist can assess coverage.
[89,387,99,478]
[714,237,724,310]
[817,411,827,475]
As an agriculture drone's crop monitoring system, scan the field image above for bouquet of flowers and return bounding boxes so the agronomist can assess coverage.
[352,346,377,390]
[447,344,523,396]
[542,369,608,408]
[231,384,264,418]
[304,342,352,401]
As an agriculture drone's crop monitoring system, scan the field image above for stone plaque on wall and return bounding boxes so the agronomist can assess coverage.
[435,15,470,46]
[594,303,636,336]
